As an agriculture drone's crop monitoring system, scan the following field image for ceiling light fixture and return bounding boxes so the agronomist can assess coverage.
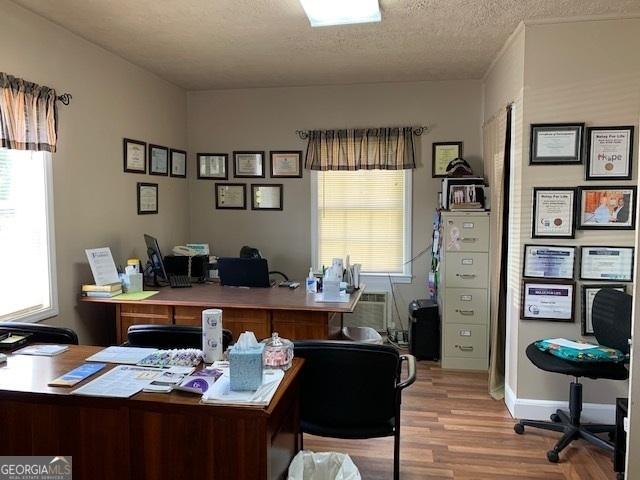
[299,0,381,27]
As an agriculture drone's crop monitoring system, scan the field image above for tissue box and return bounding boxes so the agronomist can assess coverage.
[229,343,265,391]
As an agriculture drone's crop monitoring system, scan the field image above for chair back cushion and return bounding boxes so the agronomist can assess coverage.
[592,289,632,354]
[293,341,400,428]
[0,322,78,345]
[127,324,233,351]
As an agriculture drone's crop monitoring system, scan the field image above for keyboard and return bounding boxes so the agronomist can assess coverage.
[168,274,192,288]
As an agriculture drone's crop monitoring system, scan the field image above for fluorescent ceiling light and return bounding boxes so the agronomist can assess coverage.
[300,0,381,27]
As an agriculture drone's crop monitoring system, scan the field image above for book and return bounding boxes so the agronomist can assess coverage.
[174,369,224,394]
[82,283,122,293]
[48,362,107,387]
[83,290,122,298]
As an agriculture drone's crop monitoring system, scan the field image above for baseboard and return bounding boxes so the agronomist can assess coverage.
[503,384,615,424]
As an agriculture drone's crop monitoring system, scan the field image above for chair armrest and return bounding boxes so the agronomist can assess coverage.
[397,354,417,390]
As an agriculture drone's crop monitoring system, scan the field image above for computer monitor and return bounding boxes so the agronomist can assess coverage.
[217,257,271,288]
[144,234,168,284]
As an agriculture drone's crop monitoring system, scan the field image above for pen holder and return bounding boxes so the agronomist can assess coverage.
[229,343,265,391]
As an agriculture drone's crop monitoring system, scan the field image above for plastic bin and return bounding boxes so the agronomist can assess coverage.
[288,450,361,480]
[341,326,383,344]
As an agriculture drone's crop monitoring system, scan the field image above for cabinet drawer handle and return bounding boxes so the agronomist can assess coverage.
[457,309,475,315]
[461,237,478,243]
[456,274,476,279]
[455,345,474,352]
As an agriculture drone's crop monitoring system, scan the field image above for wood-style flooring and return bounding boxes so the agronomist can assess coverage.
[304,359,616,480]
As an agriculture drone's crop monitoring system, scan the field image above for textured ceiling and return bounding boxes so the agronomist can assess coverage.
[9,0,640,90]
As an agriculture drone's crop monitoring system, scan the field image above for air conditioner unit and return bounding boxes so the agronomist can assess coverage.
[343,292,388,332]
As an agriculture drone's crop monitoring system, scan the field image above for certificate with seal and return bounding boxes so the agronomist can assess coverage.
[523,245,575,279]
[586,126,634,180]
[579,246,634,281]
[521,280,574,321]
[532,187,576,238]
[530,123,584,164]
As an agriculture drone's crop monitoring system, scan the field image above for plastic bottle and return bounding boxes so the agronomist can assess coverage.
[305,268,317,293]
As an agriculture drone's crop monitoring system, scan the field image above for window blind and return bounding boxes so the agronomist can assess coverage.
[316,169,407,273]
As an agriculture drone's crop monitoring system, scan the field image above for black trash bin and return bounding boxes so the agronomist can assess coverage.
[408,299,440,360]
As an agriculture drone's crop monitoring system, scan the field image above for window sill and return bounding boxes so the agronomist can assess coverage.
[360,273,413,285]
[0,306,58,324]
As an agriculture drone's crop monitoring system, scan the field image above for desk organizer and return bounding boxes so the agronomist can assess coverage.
[229,343,265,391]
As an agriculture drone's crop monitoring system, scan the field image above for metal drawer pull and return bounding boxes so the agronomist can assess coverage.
[456,274,476,279]
[455,345,474,352]
[457,309,475,315]
[461,237,478,243]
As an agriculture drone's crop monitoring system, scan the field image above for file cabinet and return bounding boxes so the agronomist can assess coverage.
[438,211,490,370]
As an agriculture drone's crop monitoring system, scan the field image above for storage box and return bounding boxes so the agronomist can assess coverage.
[229,343,265,391]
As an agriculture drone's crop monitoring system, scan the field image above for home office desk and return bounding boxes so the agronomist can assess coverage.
[0,345,303,480]
[81,283,364,344]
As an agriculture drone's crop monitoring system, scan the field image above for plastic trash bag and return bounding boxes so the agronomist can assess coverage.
[288,450,361,480]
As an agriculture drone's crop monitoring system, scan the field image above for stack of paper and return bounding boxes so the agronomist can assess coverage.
[72,365,163,398]
[86,346,159,364]
[14,345,69,356]
[202,369,284,407]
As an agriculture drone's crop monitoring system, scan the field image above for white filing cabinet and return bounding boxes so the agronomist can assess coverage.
[438,211,490,370]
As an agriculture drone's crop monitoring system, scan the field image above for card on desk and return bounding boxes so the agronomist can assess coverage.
[49,362,107,387]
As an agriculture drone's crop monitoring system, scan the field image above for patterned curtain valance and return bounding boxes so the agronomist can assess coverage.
[304,127,416,171]
[0,72,58,152]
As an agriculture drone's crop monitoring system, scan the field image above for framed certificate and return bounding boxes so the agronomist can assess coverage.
[137,182,158,214]
[581,284,627,336]
[432,141,463,177]
[532,187,576,238]
[585,126,634,180]
[170,149,187,178]
[577,186,636,230]
[580,246,634,281]
[233,151,265,178]
[198,153,228,180]
[251,184,283,210]
[215,183,246,210]
[123,138,147,173]
[523,245,576,280]
[149,144,168,176]
[270,151,302,178]
[529,123,584,165]
[521,280,575,322]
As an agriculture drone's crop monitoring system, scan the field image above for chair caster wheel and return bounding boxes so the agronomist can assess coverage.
[514,423,525,434]
[550,413,561,422]
[547,450,559,463]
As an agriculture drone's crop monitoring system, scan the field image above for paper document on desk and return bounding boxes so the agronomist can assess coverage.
[86,346,159,364]
[72,365,162,398]
[202,368,284,406]
[14,344,69,356]
[85,247,120,286]
[546,338,598,351]
[313,292,351,303]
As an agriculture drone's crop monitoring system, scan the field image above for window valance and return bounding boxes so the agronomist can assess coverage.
[0,73,58,152]
[304,127,416,171]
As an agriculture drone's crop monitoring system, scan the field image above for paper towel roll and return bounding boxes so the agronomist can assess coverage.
[202,308,223,363]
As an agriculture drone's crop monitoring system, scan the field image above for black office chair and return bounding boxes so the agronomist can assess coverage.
[293,341,416,480]
[239,246,289,282]
[126,324,233,351]
[0,322,78,345]
[514,289,631,463]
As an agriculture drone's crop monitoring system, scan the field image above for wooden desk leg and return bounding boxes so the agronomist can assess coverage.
[115,304,122,344]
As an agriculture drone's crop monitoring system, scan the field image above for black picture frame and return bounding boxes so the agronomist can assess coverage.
[233,151,265,178]
[579,246,635,282]
[251,184,283,211]
[123,138,147,174]
[521,279,575,322]
[585,126,635,181]
[531,187,577,239]
[215,183,246,210]
[197,153,228,180]
[148,144,169,176]
[270,151,303,178]
[170,148,187,178]
[432,141,463,178]
[577,186,637,230]
[529,123,584,165]
[522,244,576,280]
[581,284,627,336]
[137,182,158,215]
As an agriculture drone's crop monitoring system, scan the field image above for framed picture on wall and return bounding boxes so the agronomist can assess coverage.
[137,182,158,214]
[270,151,302,178]
[215,183,246,210]
[531,187,576,239]
[432,141,463,177]
[198,153,228,180]
[170,149,187,178]
[251,184,283,210]
[149,144,169,176]
[577,186,636,230]
[233,151,265,178]
[522,244,576,280]
[521,279,575,322]
[579,246,634,282]
[585,126,634,180]
[529,123,584,165]
[581,284,627,335]
[123,138,147,173]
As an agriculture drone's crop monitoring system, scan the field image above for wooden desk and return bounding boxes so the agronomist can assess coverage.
[0,345,302,480]
[81,283,364,344]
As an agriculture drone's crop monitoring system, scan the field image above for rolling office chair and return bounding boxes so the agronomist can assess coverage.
[239,246,289,282]
[293,341,416,480]
[126,324,233,351]
[0,322,79,345]
[514,289,632,463]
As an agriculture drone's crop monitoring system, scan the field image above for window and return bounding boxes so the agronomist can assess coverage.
[312,169,411,278]
[0,148,57,322]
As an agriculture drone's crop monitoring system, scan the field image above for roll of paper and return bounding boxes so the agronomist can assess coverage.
[202,309,223,363]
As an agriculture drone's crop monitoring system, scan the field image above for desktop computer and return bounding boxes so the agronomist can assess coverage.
[143,234,192,288]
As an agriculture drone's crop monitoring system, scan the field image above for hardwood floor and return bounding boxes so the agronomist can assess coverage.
[304,359,616,479]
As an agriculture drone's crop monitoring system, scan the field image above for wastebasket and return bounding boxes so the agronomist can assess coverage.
[341,326,383,344]
[288,450,361,480]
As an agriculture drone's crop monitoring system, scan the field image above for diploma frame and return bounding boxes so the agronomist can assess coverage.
[581,284,627,336]
[170,149,187,178]
[233,151,265,178]
[522,244,576,280]
[585,126,634,181]
[531,187,577,239]
[215,183,246,210]
[270,150,303,178]
[520,279,575,322]
[148,144,169,176]
[577,186,637,230]
[123,138,147,174]
[579,246,635,282]
[432,141,463,178]
[197,153,228,180]
[137,182,158,215]
[529,123,584,165]
[251,184,283,211]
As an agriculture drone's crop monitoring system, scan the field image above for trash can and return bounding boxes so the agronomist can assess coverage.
[288,450,361,480]
[341,326,383,344]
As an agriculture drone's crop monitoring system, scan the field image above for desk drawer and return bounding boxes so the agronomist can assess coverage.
[443,323,487,359]
[444,215,489,252]
[444,288,488,325]
[444,252,488,288]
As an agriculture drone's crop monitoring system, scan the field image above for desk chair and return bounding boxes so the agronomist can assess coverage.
[126,324,233,351]
[0,322,78,344]
[293,341,416,480]
[514,289,631,463]
[239,246,289,282]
